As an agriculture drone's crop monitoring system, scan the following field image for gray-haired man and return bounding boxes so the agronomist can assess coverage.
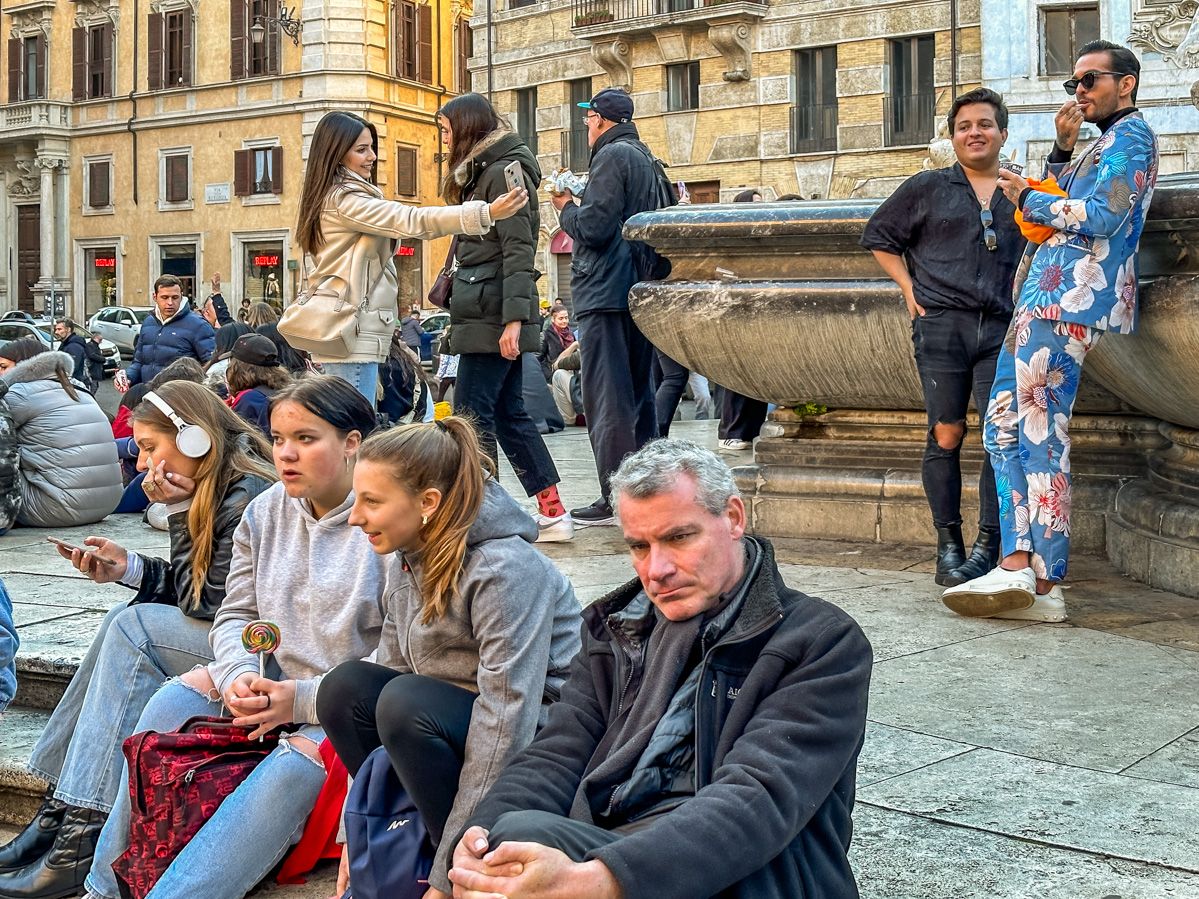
[447,439,873,899]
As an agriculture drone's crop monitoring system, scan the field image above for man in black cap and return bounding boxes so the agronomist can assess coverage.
[551,87,667,527]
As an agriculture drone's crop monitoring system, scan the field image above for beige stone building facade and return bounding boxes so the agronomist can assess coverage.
[474,0,982,303]
[1,0,474,319]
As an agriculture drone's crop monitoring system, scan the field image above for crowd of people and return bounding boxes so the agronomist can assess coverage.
[0,36,1163,899]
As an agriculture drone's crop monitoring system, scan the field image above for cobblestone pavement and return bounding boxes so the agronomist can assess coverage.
[2,418,1197,898]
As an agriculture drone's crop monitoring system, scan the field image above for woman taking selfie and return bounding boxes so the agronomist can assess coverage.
[316,418,581,899]
[0,382,275,899]
[438,93,574,543]
[84,375,392,899]
[286,111,528,403]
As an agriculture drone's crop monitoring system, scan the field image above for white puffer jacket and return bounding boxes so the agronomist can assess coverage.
[0,351,123,527]
[302,170,493,363]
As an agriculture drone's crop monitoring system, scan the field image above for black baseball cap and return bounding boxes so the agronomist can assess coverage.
[231,333,279,367]
[578,88,634,124]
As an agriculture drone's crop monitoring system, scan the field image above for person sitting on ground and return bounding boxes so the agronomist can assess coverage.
[379,329,432,425]
[148,356,206,389]
[0,339,123,528]
[316,417,582,899]
[84,376,390,899]
[446,439,873,899]
[0,396,21,532]
[226,334,293,437]
[0,577,15,717]
[551,339,584,427]
[204,321,252,394]
[0,381,275,899]
[539,304,575,380]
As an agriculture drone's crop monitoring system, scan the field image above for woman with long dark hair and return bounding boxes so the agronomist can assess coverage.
[437,93,574,542]
[288,111,527,403]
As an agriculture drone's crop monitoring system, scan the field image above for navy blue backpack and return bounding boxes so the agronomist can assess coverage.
[342,746,434,899]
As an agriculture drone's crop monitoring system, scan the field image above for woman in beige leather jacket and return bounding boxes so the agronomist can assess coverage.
[292,111,527,403]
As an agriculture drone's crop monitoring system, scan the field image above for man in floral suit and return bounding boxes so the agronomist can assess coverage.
[943,40,1158,622]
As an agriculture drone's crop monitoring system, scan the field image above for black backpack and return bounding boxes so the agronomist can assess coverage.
[627,141,677,282]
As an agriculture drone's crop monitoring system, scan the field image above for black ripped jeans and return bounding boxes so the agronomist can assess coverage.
[316,661,476,844]
[910,307,1010,531]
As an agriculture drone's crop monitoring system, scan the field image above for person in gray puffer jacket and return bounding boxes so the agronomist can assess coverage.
[0,399,21,533]
[0,342,123,527]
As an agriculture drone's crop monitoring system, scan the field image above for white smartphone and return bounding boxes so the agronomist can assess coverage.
[503,160,524,193]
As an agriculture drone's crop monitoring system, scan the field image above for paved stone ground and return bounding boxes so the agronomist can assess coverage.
[2,416,1198,898]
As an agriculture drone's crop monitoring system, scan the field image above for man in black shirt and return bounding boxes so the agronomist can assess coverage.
[861,88,1024,586]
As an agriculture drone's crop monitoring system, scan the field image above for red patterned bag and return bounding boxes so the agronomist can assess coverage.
[112,716,279,899]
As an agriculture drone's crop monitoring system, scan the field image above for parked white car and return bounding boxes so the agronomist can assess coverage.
[87,305,154,355]
[0,319,121,375]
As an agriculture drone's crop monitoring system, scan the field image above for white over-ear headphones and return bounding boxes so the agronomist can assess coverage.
[144,391,212,458]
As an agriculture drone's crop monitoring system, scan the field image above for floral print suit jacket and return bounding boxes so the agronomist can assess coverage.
[1013,111,1159,334]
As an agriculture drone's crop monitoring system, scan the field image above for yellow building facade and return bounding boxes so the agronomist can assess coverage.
[1,0,472,318]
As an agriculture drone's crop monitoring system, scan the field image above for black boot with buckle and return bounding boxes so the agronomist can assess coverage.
[0,806,106,899]
[0,790,68,874]
[946,526,1002,586]
[933,524,967,587]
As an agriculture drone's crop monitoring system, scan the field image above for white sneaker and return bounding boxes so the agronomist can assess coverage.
[942,565,1036,618]
[718,439,752,452]
[992,585,1068,622]
[535,512,574,543]
[145,502,170,531]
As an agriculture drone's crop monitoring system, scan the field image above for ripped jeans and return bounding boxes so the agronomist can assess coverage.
[85,679,327,899]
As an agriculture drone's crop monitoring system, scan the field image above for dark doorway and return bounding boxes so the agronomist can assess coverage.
[16,205,40,313]
[160,243,197,301]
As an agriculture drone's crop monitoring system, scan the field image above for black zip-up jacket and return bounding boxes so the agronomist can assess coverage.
[130,474,272,619]
[558,122,661,316]
[58,333,91,384]
[461,538,873,899]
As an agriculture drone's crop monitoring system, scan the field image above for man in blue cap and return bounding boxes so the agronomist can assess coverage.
[551,87,667,527]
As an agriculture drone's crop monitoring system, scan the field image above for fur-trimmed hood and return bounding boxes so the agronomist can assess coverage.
[0,351,74,388]
[452,126,517,187]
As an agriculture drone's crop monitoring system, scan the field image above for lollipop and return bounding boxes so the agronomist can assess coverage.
[241,620,281,679]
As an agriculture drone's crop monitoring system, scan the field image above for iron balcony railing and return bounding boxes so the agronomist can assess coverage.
[883,92,936,147]
[571,0,764,28]
[790,102,838,154]
[561,124,591,173]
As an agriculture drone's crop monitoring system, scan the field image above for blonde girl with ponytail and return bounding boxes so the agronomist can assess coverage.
[317,416,582,898]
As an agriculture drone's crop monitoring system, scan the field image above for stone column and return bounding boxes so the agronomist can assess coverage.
[36,156,55,288]
[55,161,68,282]
[0,173,8,310]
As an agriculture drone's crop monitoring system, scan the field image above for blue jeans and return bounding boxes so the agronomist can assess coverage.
[86,681,327,899]
[114,472,150,514]
[27,602,212,812]
[322,361,380,407]
[0,577,17,712]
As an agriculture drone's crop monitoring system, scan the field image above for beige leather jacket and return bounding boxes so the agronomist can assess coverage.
[305,171,492,363]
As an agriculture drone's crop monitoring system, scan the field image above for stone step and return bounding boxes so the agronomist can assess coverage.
[14,656,76,711]
[0,706,52,826]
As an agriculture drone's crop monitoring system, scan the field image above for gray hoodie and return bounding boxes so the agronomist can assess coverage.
[377,478,581,891]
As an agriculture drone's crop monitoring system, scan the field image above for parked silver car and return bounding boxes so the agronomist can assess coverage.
[0,319,121,375]
[87,305,155,355]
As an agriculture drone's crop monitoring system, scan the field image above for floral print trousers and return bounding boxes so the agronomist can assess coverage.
[982,315,1102,582]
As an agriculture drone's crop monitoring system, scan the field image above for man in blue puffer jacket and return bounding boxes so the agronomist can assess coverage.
[119,275,215,386]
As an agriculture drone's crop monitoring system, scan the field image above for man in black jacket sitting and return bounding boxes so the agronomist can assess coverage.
[448,439,873,899]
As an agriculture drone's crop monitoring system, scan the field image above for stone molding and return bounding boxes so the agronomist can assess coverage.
[1129,0,1199,65]
[707,20,753,82]
[591,37,634,91]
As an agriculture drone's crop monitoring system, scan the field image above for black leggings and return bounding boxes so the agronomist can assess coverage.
[316,661,476,843]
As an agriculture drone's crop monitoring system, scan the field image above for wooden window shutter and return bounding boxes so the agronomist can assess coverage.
[233,148,252,196]
[166,155,189,202]
[148,12,164,91]
[395,146,417,196]
[72,27,87,100]
[270,146,283,193]
[398,0,417,79]
[89,161,111,208]
[181,12,193,86]
[457,19,471,93]
[35,35,45,98]
[418,4,433,84]
[230,0,246,80]
[266,0,281,75]
[101,24,113,97]
[7,38,19,103]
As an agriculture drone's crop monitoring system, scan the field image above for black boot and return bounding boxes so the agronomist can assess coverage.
[946,527,1002,586]
[0,791,68,874]
[933,525,967,587]
[0,806,105,899]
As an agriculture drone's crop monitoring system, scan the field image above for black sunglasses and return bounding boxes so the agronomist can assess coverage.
[1063,70,1124,95]
[980,208,997,252]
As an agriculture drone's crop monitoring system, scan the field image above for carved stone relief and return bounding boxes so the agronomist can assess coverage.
[7,159,40,198]
[1129,0,1199,65]
[591,38,633,92]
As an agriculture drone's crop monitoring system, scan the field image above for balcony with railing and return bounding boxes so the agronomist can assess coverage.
[571,0,767,36]
[561,123,591,174]
[0,101,72,141]
[790,103,837,155]
[883,92,936,148]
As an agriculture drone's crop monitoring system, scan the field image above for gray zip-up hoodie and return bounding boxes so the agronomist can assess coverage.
[209,482,389,724]
[377,478,581,892]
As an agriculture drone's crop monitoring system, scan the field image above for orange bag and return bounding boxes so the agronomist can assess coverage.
[1014,175,1069,244]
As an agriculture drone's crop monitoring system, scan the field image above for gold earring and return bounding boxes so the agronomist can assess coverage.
[421,514,429,526]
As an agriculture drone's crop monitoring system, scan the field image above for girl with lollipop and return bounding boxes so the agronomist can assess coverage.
[84,376,391,899]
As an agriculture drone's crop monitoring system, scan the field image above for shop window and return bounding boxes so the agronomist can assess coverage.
[234,146,283,196]
[1042,5,1100,76]
[73,23,114,100]
[85,158,113,211]
[395,146,418,198]
[244,242,285,306]
[84,248,118,314]
[395,243,423,311]
[8,34,46,102]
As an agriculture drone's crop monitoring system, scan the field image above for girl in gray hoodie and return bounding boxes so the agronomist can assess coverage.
[317,417,582,898]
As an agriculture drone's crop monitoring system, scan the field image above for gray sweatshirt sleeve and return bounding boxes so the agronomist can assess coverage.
[208,513,262,697]
[425,550,569,893]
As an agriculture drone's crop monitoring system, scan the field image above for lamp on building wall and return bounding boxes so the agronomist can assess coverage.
[250,6,304,46]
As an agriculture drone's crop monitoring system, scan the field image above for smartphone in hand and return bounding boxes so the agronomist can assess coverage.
[46,536,115,564]
[503,160,524,194]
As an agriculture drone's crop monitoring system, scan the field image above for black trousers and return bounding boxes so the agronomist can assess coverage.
[316,662,476,843]
[575,310,657,500]
[652,350,689,438]
[911,308,1009,531]
[454,352,560,497]
[718,390,768,441]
